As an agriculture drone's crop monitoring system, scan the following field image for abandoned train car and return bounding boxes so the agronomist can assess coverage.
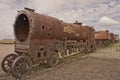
[1,8,96,78]
[95,30,119,48]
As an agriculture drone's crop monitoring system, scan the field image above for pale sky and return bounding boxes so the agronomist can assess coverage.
[0,0,120,39]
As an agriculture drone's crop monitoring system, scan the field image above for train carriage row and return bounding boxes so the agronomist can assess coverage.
[1,8,119,79]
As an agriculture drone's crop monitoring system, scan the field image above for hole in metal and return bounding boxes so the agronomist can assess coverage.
[42,26,45,29]
[14,14,29,42]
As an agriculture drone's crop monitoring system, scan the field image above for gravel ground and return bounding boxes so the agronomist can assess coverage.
[0,43,120,80]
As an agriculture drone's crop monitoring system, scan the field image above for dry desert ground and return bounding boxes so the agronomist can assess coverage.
[0,43,120,80]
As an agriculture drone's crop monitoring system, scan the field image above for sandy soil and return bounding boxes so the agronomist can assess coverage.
[0,43,120,80]
[0,44,14,71]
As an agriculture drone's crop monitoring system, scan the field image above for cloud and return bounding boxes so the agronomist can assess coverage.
[94,16,120,26]
[29,0,65,14]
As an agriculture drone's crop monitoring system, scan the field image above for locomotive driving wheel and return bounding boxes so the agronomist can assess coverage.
[1,53,18,74]
[46,52,59,67]
[11,56,32,78]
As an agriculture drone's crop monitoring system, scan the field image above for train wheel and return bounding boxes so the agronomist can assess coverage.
[11,56,32,78]
[46,52,59,67]
[1,53,18,74]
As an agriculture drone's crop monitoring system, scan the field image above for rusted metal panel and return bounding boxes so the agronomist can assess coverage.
[14,8,64,54]
[95,30,109,40]
[62,22,95,41]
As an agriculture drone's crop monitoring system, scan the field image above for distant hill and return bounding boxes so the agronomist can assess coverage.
[0,39,15,44]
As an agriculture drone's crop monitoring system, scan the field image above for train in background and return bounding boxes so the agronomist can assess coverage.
[95,30,119,48]
[1,8,119,79]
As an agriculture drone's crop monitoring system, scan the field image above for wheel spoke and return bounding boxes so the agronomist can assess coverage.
[1,54,18,73]
[46,52,59,67]
[11,56,32,78]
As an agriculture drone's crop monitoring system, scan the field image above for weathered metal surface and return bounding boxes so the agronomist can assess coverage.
[14,10,63,41]
[14,8,63,53]
[95,30,109,40]
[62,22,95,41]
[95,30,119,42]
[95,30,120,48]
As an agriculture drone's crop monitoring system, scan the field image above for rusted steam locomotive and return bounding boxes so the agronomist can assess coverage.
[1,8,95,78]
[95,30,119,48]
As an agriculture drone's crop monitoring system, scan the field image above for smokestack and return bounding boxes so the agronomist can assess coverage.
[74,20,82,25]
[106,30,109,32]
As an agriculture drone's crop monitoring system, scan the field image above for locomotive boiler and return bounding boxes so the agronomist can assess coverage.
[1,8,95,78]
